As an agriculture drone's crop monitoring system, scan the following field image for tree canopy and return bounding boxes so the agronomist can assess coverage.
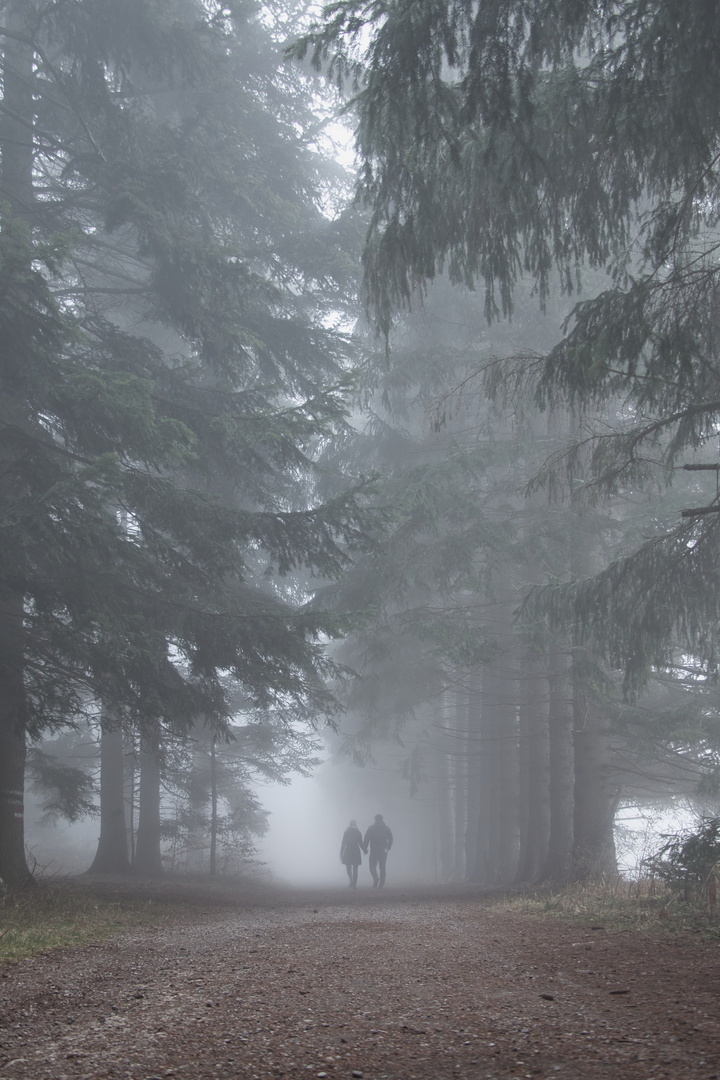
[296,0,720,689]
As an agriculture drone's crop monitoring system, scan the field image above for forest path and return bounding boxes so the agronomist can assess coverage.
[1,884,718,1080]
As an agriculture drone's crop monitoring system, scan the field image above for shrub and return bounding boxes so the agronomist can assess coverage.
[643,818,720,901]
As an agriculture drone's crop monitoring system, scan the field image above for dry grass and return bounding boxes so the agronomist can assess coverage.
[495,876,720,936]
[0,875,261,963]
[0,883,182,962]
[2,874,718,965]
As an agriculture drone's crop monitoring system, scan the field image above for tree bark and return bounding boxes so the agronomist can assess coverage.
[569,511,618,880]
[543,642,574,881]
[431,692,456,881]
[452,683,468,881]
[0,4,36,888]
[516,653,550,882]
[464,671,483,880]
[134,729,164,876]
[0,598,30,887]
[468,663,498,884]
[209,737,218,876]
[468,591,519,886]
[482,657,520,885]
[89,718,131,874]
[572,686,618,879]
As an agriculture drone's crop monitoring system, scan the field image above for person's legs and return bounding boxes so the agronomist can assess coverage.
[345,863,353,886]
[378,850,388,887]
[369,850,379,887]
[351,864,358,888]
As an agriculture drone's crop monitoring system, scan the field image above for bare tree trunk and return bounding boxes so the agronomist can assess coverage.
[127,736,137,865]
[468,664,496,884]
[573,687,618,879]
[483,657,520,885]
[89,718,131,874]
[209,737,218,876]
[517,667,530,879]
[134,729,163,876]
[431,693,455,881]
[516,653,550,882]
[0,5,35,888]
[543,642,574,881]
[464,670,482,880]
[569,513,618,880]
[0,596,29,886]
[488,591,520,885]
[469,599,520,886]
[452,683,468,881]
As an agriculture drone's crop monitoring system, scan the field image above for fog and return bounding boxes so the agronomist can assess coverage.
[259,770,701,887]
[24,751,697,888]
[258,757,440,888]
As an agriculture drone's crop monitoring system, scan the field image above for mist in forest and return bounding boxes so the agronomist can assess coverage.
[258,758,440,887]
[22,741,699,887]
[3,0,720,895]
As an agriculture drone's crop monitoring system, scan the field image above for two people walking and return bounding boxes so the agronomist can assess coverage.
[340,814,393,888]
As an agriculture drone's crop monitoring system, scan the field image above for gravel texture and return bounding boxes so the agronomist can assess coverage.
[1,883,719,1080]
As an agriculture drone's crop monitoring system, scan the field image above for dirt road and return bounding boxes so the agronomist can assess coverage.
[1,885,718,1080]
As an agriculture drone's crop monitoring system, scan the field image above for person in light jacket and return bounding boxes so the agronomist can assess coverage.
[340,819,365,888]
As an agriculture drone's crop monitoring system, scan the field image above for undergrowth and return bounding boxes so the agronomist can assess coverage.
[496,877,720,937]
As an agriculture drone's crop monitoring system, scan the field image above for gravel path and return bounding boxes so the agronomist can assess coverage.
[1,885,719,1080]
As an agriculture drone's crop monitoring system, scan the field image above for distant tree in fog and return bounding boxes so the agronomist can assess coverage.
[161,713,321,876]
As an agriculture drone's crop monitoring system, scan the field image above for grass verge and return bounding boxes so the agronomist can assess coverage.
[494,877,720,937]
[0,875,259,963]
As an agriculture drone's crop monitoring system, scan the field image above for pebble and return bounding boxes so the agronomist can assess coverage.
[352,1072,363,1078]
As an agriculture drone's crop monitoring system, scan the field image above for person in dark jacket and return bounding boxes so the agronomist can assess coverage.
[340,819,365,888]
[363,813,393,888]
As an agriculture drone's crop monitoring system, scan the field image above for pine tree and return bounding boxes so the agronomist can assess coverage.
[0,0,371,886]
[297,0,720,688]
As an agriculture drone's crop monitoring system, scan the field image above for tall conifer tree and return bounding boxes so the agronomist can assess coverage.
[0,0,370,885]
[298,0,720,688]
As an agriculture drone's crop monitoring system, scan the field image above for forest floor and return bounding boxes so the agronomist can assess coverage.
[1,878,719,1080]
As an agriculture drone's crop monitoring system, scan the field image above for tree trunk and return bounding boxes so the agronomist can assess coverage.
[0,5,35,888]
[209,737,218,876]
[517,666,530,880]
[89,718,131,874]
[573,688,618,879]
[464,671,483,880]
[431,693,455,881]
[127,738,137,865]
[516,653,550,882]
[543,642,574,881]
[489,590,520,885]
[0,599,29,886]
[452,683,468,881]
[569,510,617,880]
[483,657,520,885]
[468,594,520,887]
[134,730,163,876]
[468,665,496,884]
